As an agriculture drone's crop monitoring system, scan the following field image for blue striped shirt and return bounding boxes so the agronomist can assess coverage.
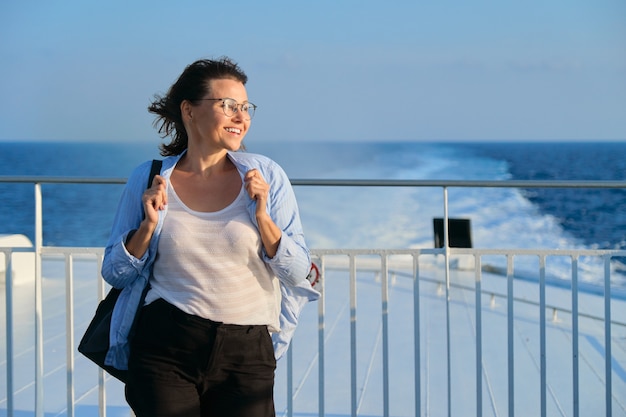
[101,150,319,369]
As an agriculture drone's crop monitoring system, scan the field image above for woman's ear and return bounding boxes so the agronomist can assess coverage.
[180,100,193,123]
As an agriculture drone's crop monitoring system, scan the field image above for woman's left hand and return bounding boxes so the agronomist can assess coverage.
[244,169,269,215]
[244,169,281,257]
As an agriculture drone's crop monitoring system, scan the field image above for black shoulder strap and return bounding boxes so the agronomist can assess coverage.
[147,159,163,189]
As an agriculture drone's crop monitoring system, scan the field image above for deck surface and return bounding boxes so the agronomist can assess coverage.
[1,256,625,416]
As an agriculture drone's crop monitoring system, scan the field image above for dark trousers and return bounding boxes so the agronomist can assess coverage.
[126,299,276,417]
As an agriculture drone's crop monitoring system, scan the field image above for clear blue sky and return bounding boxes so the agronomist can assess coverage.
[1,0,625,143]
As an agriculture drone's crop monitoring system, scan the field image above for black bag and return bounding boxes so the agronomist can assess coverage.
[78,159,162,383]
[78,287,127,381]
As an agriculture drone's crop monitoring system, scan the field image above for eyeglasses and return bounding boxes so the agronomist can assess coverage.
[200,97,256,120]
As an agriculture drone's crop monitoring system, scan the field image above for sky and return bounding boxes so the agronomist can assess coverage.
[1,0,625,143]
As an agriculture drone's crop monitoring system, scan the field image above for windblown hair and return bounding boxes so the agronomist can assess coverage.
[148,57,248,156]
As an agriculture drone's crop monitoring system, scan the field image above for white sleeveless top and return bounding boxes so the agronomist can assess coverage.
[145,181,280,332]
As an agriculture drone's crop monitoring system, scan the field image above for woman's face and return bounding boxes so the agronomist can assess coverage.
[187,78,251,152]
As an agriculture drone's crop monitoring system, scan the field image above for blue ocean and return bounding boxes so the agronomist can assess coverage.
[1,140,625,287]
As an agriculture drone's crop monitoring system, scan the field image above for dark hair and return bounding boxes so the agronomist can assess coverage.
[148,56,248,156]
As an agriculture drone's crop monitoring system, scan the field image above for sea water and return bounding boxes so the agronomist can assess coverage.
[1,140,625,288]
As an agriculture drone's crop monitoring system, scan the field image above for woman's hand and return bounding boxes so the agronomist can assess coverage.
[142,175,168,228]
[244,169,281,258]
[244,169,269,215]
[126,175,167,259]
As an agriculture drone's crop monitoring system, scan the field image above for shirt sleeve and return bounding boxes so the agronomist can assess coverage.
[261,161,312,286]
[272,278,320,360]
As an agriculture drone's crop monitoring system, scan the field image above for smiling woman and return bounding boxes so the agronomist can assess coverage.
[99,56,319,417]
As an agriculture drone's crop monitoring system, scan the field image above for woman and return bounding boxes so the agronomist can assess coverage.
[101,57,318,417]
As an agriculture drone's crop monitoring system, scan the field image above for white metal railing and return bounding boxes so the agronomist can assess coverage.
[2,177,626,417]
[305,248,626,417]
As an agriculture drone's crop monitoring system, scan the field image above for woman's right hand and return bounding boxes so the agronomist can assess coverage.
[142,175,168,228]
[126,175,167,259]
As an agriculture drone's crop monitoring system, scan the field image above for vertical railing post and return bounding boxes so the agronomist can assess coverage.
[507,254,515,417]
[318,256,326,417]
[34,183,44,417]
[5,250,14,417]
[381,255,390,417]
[475,254,483,417]
[539,255,547,417]
[96,256,107,417]
[413,254,421,417]
[604,256,612,417]
[349,254,357,417]
[442,186,452,417]
[571,256,580,417]
[66,254,76,417]
[287,343,293,416]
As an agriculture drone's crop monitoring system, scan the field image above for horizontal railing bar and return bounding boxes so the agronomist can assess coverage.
[3,246,624,258]
[291,179,626,189]
[6,245,626,302]
[381,268,626,327]
[6,245,626,310]
[313,247,626,257]
[0,176,128,184]
[40,247,104,255]
[5,244,621,325]
[3,176,626,189]
[315,259,626,327]
[311,247,626,300]
[449,248,626,256]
